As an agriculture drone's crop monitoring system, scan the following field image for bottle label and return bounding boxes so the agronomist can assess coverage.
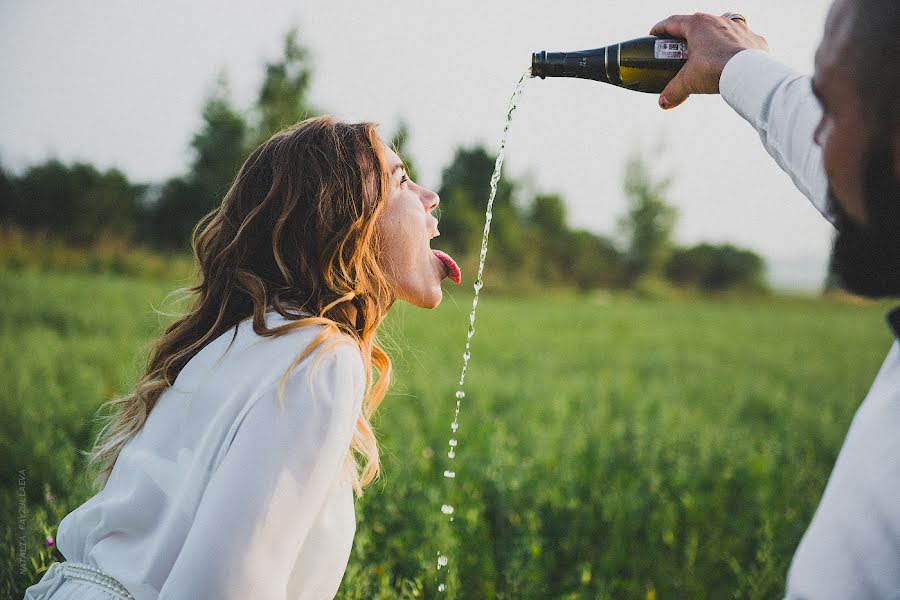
[654,39,688,60]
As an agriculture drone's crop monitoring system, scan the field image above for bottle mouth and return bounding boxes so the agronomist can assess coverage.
[531,50,565,79]
[531,51,546,78]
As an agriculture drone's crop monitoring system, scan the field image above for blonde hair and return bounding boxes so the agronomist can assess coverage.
[86,115,394,497]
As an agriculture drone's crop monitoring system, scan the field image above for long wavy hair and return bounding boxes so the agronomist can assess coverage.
[85,115,394,497]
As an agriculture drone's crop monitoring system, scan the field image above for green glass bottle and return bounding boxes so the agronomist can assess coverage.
[531,35,687,94]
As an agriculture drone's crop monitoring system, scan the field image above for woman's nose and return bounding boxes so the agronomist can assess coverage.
[421,187,440,212]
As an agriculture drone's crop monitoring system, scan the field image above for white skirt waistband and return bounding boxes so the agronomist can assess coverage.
[23,560,136,600]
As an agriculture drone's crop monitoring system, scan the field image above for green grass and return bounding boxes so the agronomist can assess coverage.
[2,269,894,599]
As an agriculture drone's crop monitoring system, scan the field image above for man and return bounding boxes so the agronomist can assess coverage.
[650,0,900,597]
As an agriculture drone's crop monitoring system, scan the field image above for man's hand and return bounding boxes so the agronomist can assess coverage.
[650,12,769,109]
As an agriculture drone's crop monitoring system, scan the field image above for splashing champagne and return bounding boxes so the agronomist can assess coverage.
[531,35,687,93]
[434,70,531,595]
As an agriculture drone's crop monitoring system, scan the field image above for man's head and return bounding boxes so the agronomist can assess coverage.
[812,0,900,296]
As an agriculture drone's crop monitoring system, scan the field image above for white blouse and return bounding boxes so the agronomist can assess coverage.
[43,309,366,599]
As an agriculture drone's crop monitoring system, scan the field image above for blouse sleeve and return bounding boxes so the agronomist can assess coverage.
[157,341,366,600]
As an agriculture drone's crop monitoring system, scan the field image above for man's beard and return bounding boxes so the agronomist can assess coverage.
[827,143,900,298]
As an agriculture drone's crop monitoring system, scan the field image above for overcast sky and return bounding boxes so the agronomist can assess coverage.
[1,0,836,289]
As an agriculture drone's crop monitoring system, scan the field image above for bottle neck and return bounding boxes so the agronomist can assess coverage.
[531,46,618,85]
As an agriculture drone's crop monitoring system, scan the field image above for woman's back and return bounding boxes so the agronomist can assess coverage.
[43,309,365,599]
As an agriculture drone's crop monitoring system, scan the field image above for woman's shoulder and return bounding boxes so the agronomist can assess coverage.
[256,310,360,354]
[247,310,365,388]
[176,309,361,393]
[236,309,326,351]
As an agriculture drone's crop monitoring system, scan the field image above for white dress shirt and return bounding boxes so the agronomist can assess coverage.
[27,309,366,599]
[721,48,900,599]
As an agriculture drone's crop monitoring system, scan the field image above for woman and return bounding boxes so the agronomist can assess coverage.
[24,116,461,600]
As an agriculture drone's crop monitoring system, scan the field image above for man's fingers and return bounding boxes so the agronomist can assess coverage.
[721,12,749,29]
[651,15,692,109]
[658,73,692,110]
[650,15,689,38]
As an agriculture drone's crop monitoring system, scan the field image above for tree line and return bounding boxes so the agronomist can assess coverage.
[0,29,767,294]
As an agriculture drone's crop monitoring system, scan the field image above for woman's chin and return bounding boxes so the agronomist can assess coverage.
[419,289,443,309]
[405,286,442,310]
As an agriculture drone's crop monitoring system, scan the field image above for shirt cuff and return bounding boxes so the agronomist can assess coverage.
[719,48,803,128]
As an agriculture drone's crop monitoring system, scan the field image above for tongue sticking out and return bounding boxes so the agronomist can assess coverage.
[432,249,461,285]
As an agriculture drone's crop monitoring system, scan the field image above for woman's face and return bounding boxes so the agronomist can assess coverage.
[375,144,460,309]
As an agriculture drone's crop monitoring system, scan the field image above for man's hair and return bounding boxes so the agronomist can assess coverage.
[848,0,900,136]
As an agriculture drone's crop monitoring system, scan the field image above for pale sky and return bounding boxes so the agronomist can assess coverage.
[1,0,836,289]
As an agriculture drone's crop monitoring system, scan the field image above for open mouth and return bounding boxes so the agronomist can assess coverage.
[432,249,461,284]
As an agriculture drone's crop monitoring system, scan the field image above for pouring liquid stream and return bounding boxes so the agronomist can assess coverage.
[435,69,531,594]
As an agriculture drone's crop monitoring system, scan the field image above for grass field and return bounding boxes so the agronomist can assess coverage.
[2,269,894,598]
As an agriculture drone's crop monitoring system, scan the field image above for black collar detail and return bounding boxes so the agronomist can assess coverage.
[886,306,900,340]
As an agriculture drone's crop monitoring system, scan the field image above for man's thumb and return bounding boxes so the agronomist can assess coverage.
[658,74,691,109]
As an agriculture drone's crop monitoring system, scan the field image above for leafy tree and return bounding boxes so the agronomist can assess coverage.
[10,160,71,235]
[564,230,623,291]
[437,145,523,268]
[3,27,322,252]
[529,193,567,237]
[10,160,139,244]
[146,28,323,250]
[617,153,677,285]
[149,74,248,249]
[667,243,767,292]
[190,73,250,202]
[143,176,207,249]
[438,146,516,213]
[251,27,317,148]
[389,118,418,183]
[434,187,484,258]
[0,160,20,223]
[525,193,569,283]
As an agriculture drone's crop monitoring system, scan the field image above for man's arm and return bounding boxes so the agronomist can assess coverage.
[650,13,834,225]
[719,49,833,224]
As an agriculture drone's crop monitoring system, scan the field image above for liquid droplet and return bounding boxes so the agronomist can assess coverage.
[433,71,529,586]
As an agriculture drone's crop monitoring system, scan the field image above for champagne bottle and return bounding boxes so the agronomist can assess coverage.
[531,35,687,94]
